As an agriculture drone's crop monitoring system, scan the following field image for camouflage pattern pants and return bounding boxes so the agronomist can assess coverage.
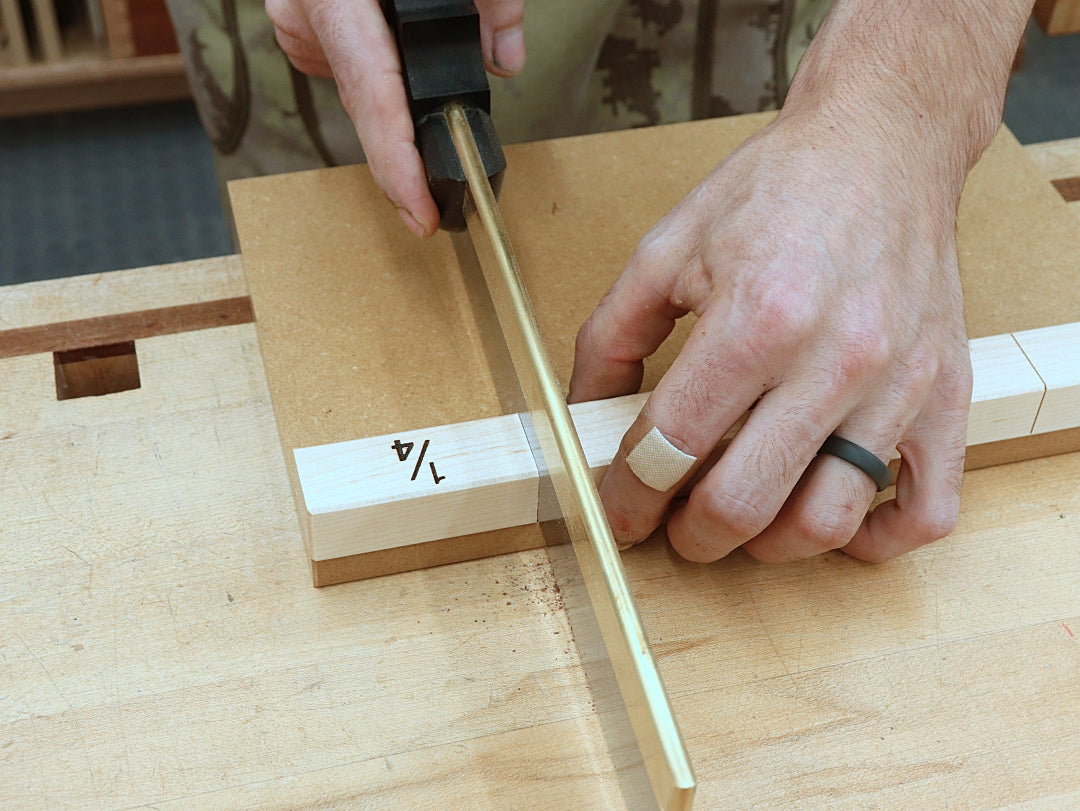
[165,0,833,184]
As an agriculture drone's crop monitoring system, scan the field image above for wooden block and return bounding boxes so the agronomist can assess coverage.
[967,333,1045,445]
[295,413,539,561]
[571,393,647,474]
[293,323,1079,563]
[295,394,647,561]
[1013,321,1080,434]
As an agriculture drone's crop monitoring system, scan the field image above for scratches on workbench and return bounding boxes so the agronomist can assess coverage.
[152,440,183,515]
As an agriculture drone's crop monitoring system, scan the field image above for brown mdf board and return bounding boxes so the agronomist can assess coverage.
[231,114,1080,587]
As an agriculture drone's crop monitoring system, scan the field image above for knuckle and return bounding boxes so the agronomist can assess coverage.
[266,0,311,42]
[574,310,619,366]
[746,279,816,346]
[573,317,593,358]
[264,0,287,26]
[693,485,772,542]
[629,231,671,274]
[482,0,524,26]
[834,325,892,385]
[909,503,959,544]
[794,502,862,552]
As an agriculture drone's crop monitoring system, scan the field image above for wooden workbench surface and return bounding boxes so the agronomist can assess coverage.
[2,140,1078,809]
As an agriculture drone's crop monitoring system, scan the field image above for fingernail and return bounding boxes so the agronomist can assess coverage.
[395,205,426,238]
[493,26,525,74]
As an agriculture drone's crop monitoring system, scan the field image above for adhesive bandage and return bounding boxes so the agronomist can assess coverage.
[626,426,697,491]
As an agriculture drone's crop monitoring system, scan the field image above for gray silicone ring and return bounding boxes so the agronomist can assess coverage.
[818,434,892,491]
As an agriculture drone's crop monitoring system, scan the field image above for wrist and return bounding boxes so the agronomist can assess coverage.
[776,0,1031,202]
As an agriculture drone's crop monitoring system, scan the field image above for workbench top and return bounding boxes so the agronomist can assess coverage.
[1,139,1078,809]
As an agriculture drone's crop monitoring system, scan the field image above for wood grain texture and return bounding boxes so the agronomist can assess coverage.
[296,413,539,560]
[1024,137,1080,182]
[0,255,245,330]
[3,138,1076,808]
[966,333,1045,445]
[0,296,252,358]
[232,118,1080,582]
[53,340,141,400]
[1014,321,1080,434]
[2,281,1079,806]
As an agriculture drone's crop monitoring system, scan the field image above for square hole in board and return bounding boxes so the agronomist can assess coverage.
[54,341,141,400]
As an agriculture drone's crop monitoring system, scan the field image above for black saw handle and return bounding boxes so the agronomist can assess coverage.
[381,0,507,231]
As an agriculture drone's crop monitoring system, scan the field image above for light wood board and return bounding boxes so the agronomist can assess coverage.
[231,114,1080,585]
[2,241,1080,806]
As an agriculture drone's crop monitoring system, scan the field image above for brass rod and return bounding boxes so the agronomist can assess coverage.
[445,102,695,810]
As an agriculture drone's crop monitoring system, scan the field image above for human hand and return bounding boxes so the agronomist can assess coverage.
[568,109,974,564]
[265,0,525,236]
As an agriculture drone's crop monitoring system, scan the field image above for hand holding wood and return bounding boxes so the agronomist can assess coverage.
[569,110,973,564]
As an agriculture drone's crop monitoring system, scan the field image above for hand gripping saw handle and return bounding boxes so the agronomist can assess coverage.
[380,0,506,232]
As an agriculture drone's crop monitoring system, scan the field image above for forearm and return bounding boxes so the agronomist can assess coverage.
[780,0,1034,196]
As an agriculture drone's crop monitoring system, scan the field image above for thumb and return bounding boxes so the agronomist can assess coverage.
[475,0,526,76]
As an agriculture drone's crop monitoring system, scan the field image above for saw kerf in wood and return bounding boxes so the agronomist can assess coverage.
[293,320,1080,564]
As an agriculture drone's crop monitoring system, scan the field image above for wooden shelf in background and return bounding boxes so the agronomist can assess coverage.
[1034,0,1080,34]
[0,51,189,118]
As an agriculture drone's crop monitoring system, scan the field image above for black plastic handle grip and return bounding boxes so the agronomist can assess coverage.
[381,0,507,231]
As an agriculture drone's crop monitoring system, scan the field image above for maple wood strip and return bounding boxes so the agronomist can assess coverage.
[1013,321,1080,435]
[295,414,539,562]
[0,297,253,358]
[295,323,1079,562]
[966,333,1046,445]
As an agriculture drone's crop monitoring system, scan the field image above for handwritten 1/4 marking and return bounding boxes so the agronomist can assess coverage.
[391,438,445,484]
